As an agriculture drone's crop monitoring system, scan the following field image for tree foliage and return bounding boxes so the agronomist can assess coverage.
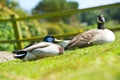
[32,0,78,22]
[32,0,119,24]
[79,7,120,25]
[105,7,120,22]
[33,0,78,13]
[0,0,19,9]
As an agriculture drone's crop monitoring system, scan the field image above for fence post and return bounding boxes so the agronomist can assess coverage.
[10,15,23,49]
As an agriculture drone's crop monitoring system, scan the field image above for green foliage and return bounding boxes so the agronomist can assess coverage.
[34,0,78,12]
[79,7,120,25]
[0,22,14,40]
[33,2,120,25]
[0,0,6,5]
[38,22,80,35]
[105,7,120,22]
[59,21,79,33]
[0,1,47,51]
[41,22,64,34]
[0,31,120,80]
[105,21,120,29]
[22,20,47,37]
[79,10,101,25]
[6,0,19,9]
[32,0,78,22]
[0,22,15,51]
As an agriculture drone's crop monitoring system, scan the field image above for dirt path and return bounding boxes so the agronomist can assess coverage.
[0,51,16,62]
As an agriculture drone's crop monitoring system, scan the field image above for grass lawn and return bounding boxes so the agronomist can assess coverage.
[0,31,120,80]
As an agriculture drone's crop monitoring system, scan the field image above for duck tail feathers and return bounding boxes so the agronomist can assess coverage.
[12,50,27,59]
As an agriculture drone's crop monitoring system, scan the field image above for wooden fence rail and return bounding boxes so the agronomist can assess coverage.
[0,3,120,50]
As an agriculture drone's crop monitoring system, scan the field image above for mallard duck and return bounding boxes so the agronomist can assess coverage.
[65,15,115,50]
[13,35,64,61]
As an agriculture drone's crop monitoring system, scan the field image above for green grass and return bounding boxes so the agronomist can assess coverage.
[0,31,120,80]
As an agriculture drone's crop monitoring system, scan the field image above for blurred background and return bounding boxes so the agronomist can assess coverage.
[0,0,120,51]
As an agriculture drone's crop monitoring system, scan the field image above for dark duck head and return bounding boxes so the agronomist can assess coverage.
[97,15,105,29]
[43,35,55,43]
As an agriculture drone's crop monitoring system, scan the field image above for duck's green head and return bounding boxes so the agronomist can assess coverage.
[43,35,55,43]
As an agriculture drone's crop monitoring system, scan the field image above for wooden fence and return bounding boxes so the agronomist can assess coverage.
[0,3,120,49]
